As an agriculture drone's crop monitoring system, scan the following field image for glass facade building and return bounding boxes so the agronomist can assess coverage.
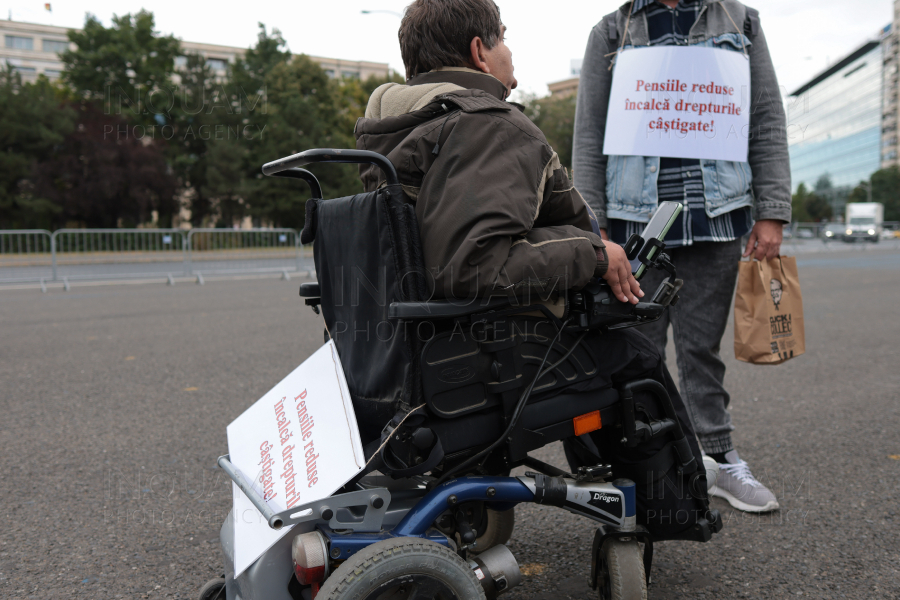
[787,38,886,192]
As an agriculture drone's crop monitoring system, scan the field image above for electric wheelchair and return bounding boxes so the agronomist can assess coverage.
[206,149,722,600]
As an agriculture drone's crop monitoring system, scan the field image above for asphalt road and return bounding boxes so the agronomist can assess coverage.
[0,256,316,285]
[1,247,898,599]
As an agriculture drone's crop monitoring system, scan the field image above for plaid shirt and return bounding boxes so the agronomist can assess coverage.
[608,0,753,248]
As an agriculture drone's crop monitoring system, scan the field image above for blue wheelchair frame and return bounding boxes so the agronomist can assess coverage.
[218,453,641,598]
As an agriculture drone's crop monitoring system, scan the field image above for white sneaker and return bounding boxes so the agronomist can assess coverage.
[709,450,779,513]
[701,454,719,493]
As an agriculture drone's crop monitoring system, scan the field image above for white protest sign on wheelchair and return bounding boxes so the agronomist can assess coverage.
[603,46,750,162]
[226,341,365,576]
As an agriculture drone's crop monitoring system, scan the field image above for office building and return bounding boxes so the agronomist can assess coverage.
[0,19,389,83]
[787,27,891,198]
[547,59,584,98]
[882,0,900,168]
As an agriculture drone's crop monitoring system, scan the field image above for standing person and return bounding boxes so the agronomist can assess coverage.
[572,0,791,512]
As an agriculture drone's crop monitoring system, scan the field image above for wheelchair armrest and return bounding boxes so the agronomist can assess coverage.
[568,282,666,330]
[299,282,320,297]
[389,297,513,320]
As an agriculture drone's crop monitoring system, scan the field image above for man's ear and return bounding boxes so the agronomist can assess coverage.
[469,36,490,74]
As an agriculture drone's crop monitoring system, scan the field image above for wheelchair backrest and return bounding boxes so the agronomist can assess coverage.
[305,184,428,444]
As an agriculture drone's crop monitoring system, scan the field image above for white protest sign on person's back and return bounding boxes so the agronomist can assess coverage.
[226,341,365,576]
[603,46,751,163]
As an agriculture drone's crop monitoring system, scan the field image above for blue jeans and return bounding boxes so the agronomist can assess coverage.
[636,239,742,454]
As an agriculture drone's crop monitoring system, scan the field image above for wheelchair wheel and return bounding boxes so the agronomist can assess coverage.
[473,508,515,554]
[597,539,647,600]
[197,577,225,600]
[317,537,485,600]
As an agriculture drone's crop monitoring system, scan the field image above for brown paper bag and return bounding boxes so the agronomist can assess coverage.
[734,256,805,365]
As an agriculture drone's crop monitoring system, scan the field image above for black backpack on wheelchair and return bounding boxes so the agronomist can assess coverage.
[265,148,721,546]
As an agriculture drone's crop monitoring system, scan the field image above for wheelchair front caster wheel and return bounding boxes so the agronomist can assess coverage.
[197,577,225,600]
[316,537,486,600]
[597,539,647,600]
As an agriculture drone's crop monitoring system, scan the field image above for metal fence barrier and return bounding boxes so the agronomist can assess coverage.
[0,230,54,283]
[52,229,188,281]
[5,221,897,286]
[0,228,313,285]
[187,229,309,277]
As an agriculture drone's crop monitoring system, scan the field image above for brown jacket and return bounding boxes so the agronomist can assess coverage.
[355,68,607,300]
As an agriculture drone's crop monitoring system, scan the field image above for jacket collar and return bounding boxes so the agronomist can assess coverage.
[630,0,707,14]
[408,67,509,101]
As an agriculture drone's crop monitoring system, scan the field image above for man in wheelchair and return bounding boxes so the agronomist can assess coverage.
[346,0,719,542]
[242,0,721,597]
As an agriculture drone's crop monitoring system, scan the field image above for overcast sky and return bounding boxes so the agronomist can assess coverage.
[4,0,894,98]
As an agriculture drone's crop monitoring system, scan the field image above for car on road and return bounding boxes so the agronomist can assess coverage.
[823,223,845,242]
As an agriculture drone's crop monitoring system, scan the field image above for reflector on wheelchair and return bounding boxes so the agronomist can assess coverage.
[573,410,602,436]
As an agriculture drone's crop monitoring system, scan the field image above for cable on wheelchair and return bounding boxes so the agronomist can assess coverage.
[434,319,587,485]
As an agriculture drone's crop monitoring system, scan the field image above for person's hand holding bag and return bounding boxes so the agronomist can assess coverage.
[743,220,784,260]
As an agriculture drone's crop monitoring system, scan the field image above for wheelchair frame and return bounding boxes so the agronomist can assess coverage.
[207,149,721,600]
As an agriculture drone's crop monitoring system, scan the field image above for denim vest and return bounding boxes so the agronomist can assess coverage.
[606,33,754,223]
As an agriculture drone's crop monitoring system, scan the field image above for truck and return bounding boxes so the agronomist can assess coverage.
[844,202,883,243]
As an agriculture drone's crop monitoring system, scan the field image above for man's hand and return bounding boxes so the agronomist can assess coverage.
[600,242,643,304]
[743,219,784,260]
[598,228,609,241]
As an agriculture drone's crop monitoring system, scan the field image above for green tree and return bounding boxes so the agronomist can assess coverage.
[814,174,833,195]
[0,68,75,229]
[193,38,398,228]
[211,24,293,228]
[168,52,238,226]
[805,193,832,221]
[240,52,365,228]
[522,93,577,170]
[849,167,900,221]
[360,70,405,97]
[230,24,292,100]
[871,166,900,221]
[791,183,813,223]
[202,138,248,228]
[61,11,180,127]
[847,183,867,205]
[34,101,179,228]
[791,183,832,223]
